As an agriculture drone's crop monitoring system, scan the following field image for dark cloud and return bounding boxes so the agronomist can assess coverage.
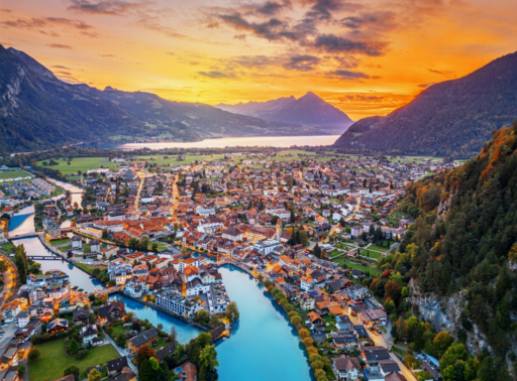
[52,64,71,70]
[256,1,288,16]
[68,0,145,15]
[428,68,453,76]
[198,70,235,79]
[330,68,369,79]
[48,43,73,49]
[342,11,396,31]
[0,16,96,37]
[305,0,344,22]
[314,34,385,56]
[217,13,297,41]
[284,54,320,71]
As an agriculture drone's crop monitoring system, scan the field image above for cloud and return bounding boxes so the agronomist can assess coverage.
[428,68,454,76]
[232,55,277,68]
[48,43,73,49]
[217,13,297,41]
[68,0,146,15]
[0,16,97,37]
[330,68,369,79]
[314,34,386,56]
[256,1,288,16]
[137,16,184,38]
[52,64,71,70]
[198,70,235,79]
[284,54,320,71]
[305,0,345,22]
[342,11,397,31]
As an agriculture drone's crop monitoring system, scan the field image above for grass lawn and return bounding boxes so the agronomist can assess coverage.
[37,157,119,176]
[74,262,106,274]
[332,255,380,276]
[0,169,33,180]
[29,338,119,381]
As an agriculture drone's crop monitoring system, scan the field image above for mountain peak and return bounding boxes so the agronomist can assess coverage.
[217,91,352,132]
[299,91,321,101]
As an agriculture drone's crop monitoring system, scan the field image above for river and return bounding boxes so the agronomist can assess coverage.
[45,177,84,208]
[120,134,340,151]
[109,294,201,344]
[8,190,312,378]
[217,266,312,381]
[8,205,35,238]
[11,237,103,293]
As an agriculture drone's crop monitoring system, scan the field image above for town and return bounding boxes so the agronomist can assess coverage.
[1,149,456,381]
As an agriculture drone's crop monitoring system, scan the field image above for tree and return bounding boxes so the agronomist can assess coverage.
[198,344,218,381]
[64,366,80,381]
[194,310,210,326]
[432,331,454,358]
[87,368,101,381]
[14,244,28,283]
[225,302,239,323]
[17,365,25,377]
[136,345,156,366]
[28,348,40,361]
[313,244,322,258]
[440,342,468,370]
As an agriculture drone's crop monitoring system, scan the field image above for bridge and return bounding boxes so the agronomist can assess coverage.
[10,233,39,240]
[27,255,61,260]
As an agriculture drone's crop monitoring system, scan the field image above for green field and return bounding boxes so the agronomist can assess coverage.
[50,238,72,252]
[134,153,226,167]
[29,338,119,381]
[0,169,32,180]
[37,157,119,176]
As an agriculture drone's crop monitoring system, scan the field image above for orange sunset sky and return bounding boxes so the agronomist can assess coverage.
[1,0,517,120]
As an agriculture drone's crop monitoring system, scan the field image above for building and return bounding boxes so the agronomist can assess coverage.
[127,328,158,353]
[333,355,361,381]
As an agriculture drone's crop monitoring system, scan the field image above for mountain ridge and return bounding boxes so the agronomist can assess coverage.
[0,45,348,153]
[334,51,517,158]
[217,91,353,134]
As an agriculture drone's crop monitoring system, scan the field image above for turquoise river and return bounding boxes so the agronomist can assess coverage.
[13,234,312,381]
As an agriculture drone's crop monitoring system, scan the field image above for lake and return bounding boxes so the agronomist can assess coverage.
[120,135,340,151]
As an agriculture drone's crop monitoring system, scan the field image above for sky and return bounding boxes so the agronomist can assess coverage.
[1,0,517,120]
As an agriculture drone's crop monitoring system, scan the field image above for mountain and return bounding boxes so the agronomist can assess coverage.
[334,52,517,158]
[218,91,353,134]
[392,124,517,371]
[0,45,329,153]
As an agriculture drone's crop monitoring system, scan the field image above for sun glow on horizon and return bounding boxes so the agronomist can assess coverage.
[2,0,517,120]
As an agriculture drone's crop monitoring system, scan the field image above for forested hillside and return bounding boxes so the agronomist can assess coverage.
[371,123,517,380]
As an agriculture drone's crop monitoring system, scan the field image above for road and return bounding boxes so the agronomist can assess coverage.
[170,174,180,223]
[0,321,17,355]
